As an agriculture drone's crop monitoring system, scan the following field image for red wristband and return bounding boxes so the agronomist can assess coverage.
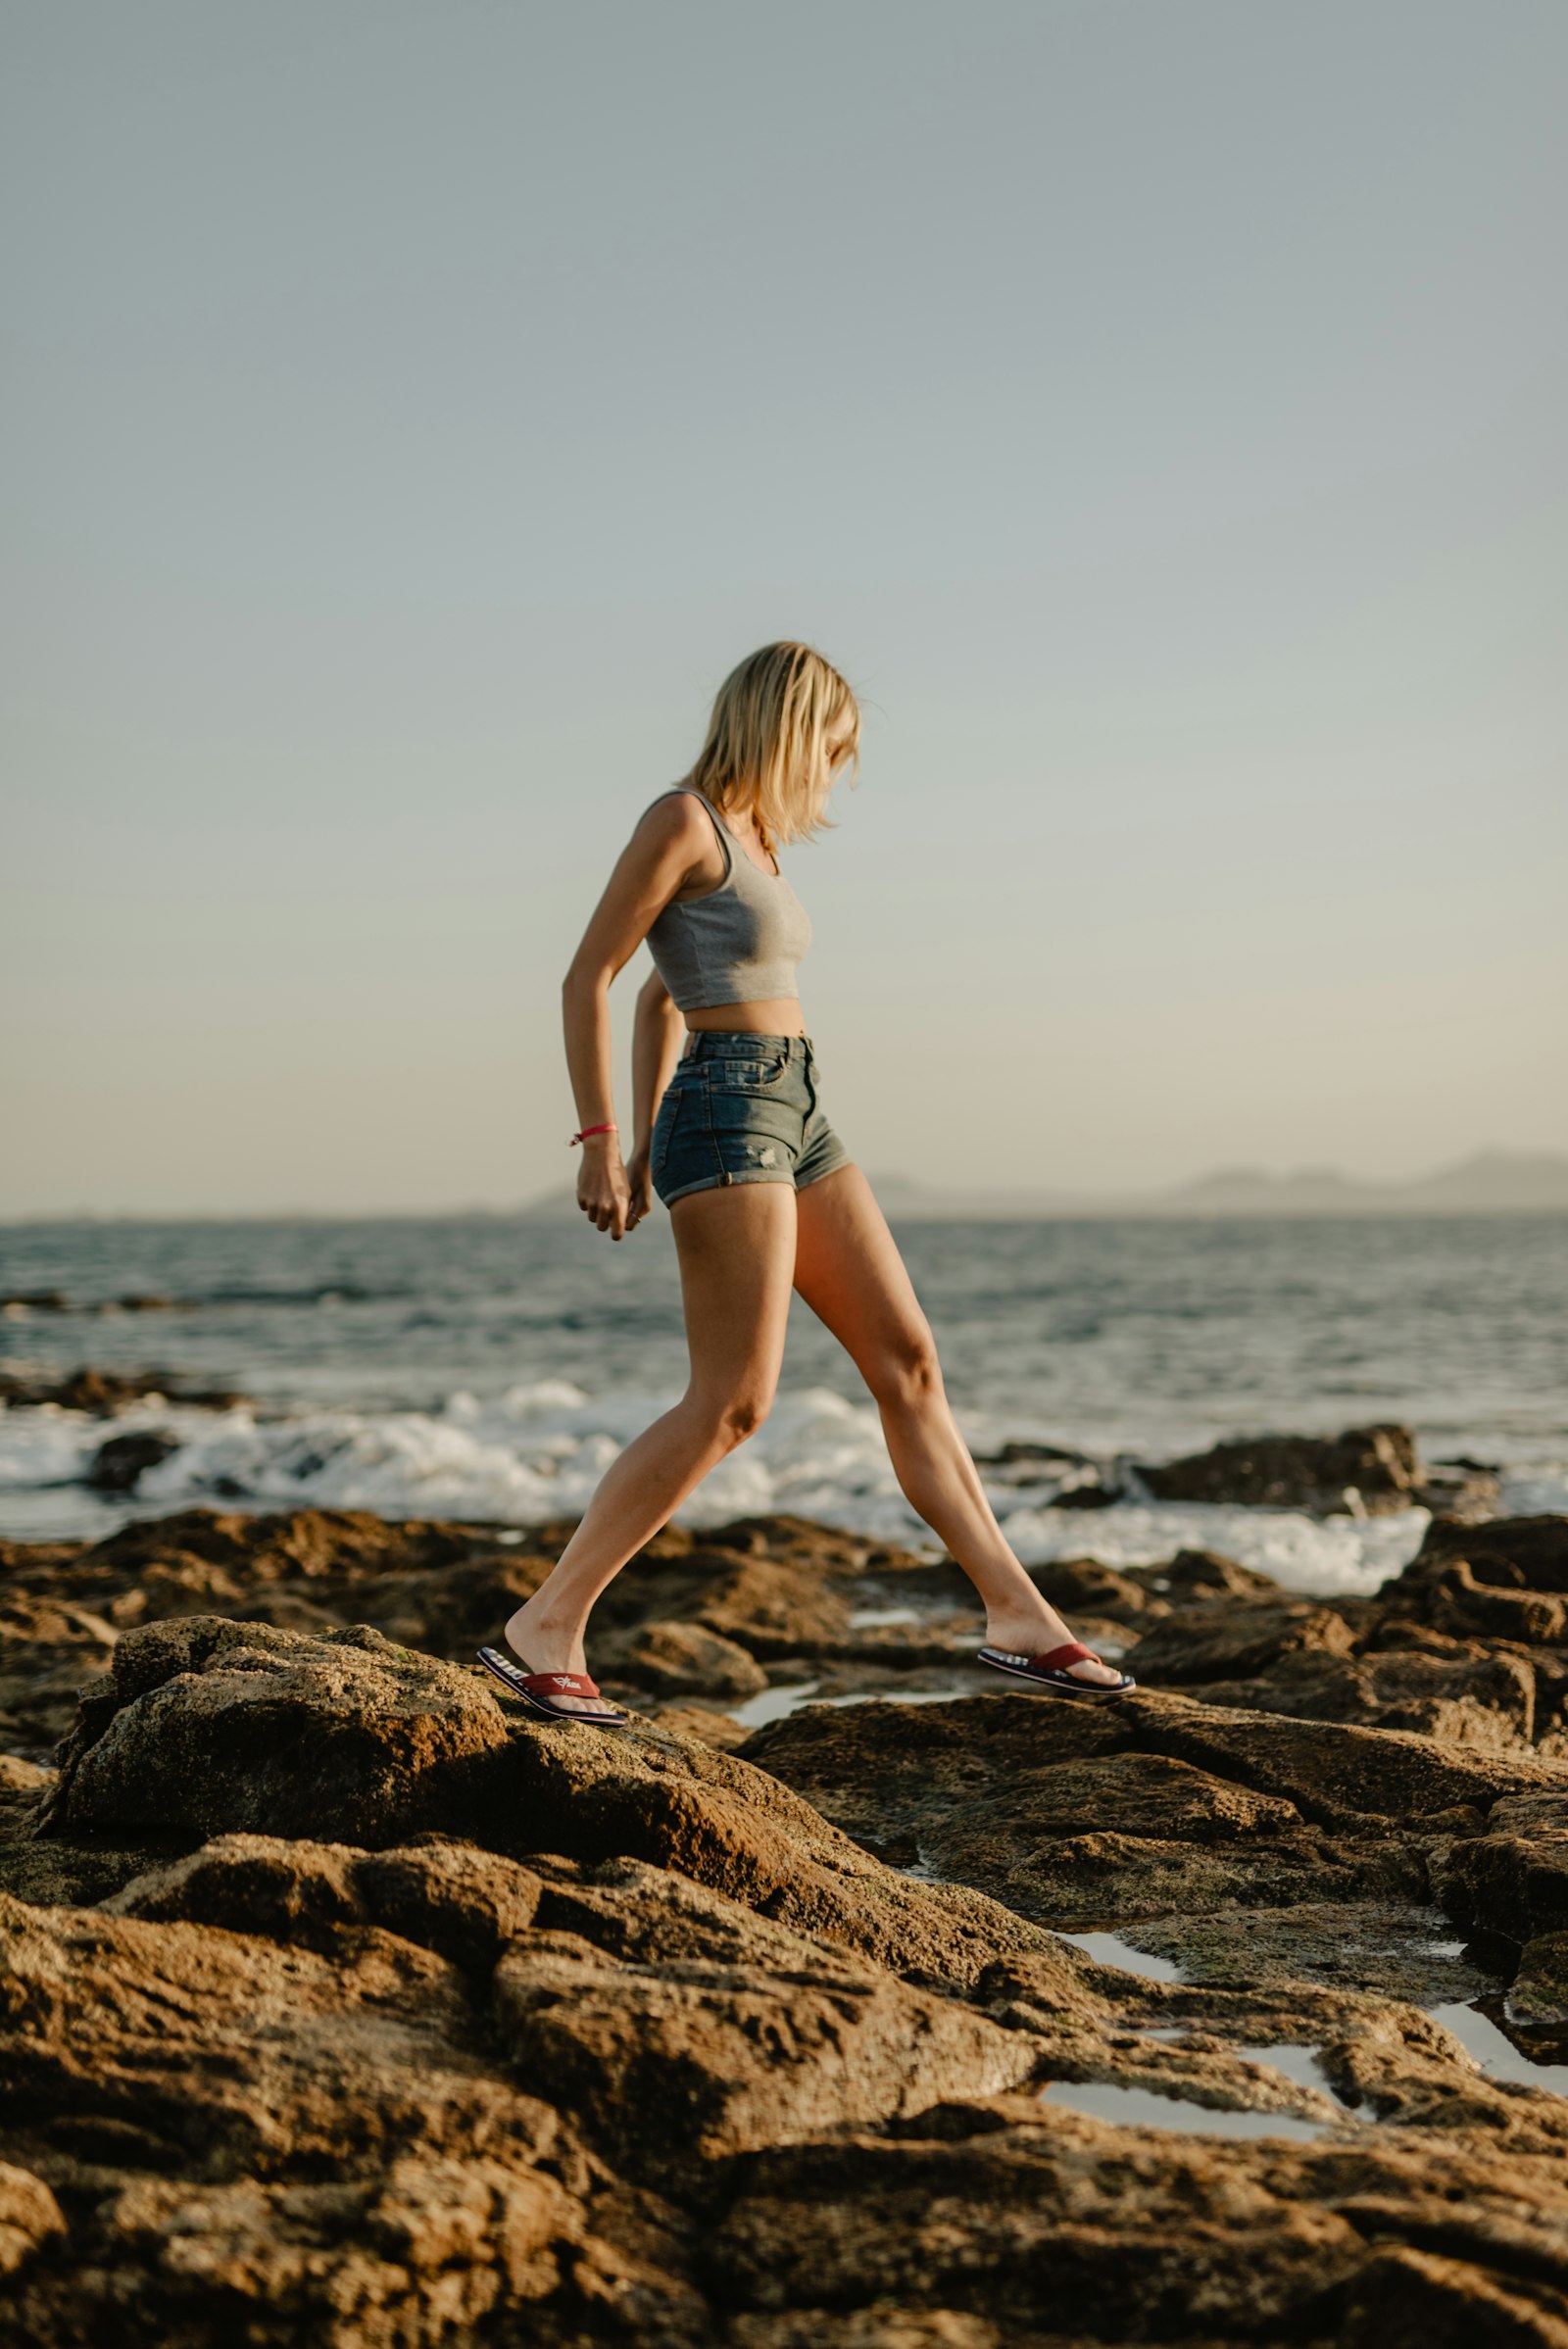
[569,1122,618,1147]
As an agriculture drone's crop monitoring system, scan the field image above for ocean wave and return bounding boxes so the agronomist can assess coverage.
[5,1381,1554,1598]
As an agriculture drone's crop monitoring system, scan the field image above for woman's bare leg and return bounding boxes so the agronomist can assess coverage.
[792,1164,1123,1685]
[504,1184,799,1709]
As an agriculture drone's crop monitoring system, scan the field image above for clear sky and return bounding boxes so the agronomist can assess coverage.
[4,0,1564,1216]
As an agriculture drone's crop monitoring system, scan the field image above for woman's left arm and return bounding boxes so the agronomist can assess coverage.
[623,970,683,1229]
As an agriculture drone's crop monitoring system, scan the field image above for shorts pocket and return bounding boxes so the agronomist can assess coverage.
[705,1049,793,1095]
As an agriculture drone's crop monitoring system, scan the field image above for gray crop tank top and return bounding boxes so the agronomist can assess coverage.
[642,787,812,1010]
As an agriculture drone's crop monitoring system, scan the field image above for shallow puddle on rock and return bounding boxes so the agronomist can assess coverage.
[1428,2001,1568,2095]
[1235,2042,1359,2111]
[1057,1931,1184,1982]
[730,1681,823,1730]
[897,1851,945,1882]
[1040,2080,1328,2142]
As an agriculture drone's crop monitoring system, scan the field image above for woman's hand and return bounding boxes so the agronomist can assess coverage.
[622,1144,654,1235]
[576,1137,637,1241]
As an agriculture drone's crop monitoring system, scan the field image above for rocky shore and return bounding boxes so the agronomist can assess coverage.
[4,1463,1568,2342]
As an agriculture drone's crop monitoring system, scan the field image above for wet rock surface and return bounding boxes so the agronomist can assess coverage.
[3,1499,1568,2342]
[1135,1422,1501,1522]
[0,1363,248,1412]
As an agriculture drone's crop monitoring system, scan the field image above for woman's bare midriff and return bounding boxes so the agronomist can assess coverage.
[683,999,807,1037]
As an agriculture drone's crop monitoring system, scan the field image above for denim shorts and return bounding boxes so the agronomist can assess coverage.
[650,1031,853,1208]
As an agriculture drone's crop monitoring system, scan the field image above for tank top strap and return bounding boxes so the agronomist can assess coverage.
[644,785,733,882]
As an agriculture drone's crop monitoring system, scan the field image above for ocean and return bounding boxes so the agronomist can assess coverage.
[3,1213,1564,1595]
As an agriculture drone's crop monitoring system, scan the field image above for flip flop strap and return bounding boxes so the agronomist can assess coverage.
[1029,1641,1098,1672]
[521,1670,603,1699]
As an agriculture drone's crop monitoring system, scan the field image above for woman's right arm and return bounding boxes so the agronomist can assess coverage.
[622,969,684,1232]
[562,796,712,1241]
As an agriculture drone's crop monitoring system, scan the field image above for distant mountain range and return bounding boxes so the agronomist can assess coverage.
[520,1150,1568,1220]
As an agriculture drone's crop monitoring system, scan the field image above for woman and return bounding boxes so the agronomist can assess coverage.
[479,642,1135,1724]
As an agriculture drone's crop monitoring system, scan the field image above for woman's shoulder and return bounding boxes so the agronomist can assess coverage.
[634,787,720,846]
[629,787,729,873]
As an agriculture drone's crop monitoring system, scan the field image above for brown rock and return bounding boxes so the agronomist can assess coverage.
[1152,1547,1285,1600]
[355,1839,546,1973]
[0,1596,120,1763]
[0,2160,66,2278]
[1413,1514,1568,1590]
[11,1500,1568,2341]
[1509,1931,1568,2027]
[646,1701,752,1750]
[1141,1423,1424,1514]
[1432,1792,1568,1943]
[0,1365,247,1412]
[493,1865,1036,2178]
[0,1888,705,2347]
[1192,1647,1538,1751]
[105,1832,367,1946]
[85,1429,181,1492]
[706,2106,1568,2343]
[742,1687,1568,1947]
[1422,1560,1567,1647]
[1137,1693,1568,1823]
[43,1616,516,1848]
[105,1832,544,1974]
[1025,1556,1159,1620]
[595,1618,769,1699]
[34,1613,1061,1985]
[1126,1597,1358,1687]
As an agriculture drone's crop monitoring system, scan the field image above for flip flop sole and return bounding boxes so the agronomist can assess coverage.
[976,1653,1136,1701]
[475,1646,627,1728]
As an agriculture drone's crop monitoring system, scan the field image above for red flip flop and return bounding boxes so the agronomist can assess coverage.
[476,1645,627,1728]
[976,1640,1136,1701]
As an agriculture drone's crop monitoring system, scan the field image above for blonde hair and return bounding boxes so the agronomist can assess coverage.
[681,642,859,854]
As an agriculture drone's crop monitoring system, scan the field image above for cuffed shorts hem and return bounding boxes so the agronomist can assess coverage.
[661,1166,803,1208]
[795,1145,854,1190]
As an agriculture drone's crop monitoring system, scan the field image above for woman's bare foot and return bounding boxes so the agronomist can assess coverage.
[502,1592,607,1716]
[982,1603,1126,1687]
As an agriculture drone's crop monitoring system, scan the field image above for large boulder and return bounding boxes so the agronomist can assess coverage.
[104,1832,546,1973]
[35,1614,1061,1985]
[1431,1791,1568,1943]
[1380,1556,1568,1648]
[0,1888,702,2349]
[493,1861,1036,2177]
[1409,1515,1568,1590]
[1125,1598,1359,1686]
[1123,1527,1568,1754]
[707,2106,1568,2345]
[1140,1423,1423,1514]
[41,1617,515,1849]
[740,1688,1568,1938]
[1180,1645,1539,1751]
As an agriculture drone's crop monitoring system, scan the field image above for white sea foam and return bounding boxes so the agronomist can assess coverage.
[0,1380,1494,1595]
[995,1497,1429,1595]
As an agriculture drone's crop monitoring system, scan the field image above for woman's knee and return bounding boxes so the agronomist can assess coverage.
[687,1385,775,1452]
[870,1326,944,1410]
